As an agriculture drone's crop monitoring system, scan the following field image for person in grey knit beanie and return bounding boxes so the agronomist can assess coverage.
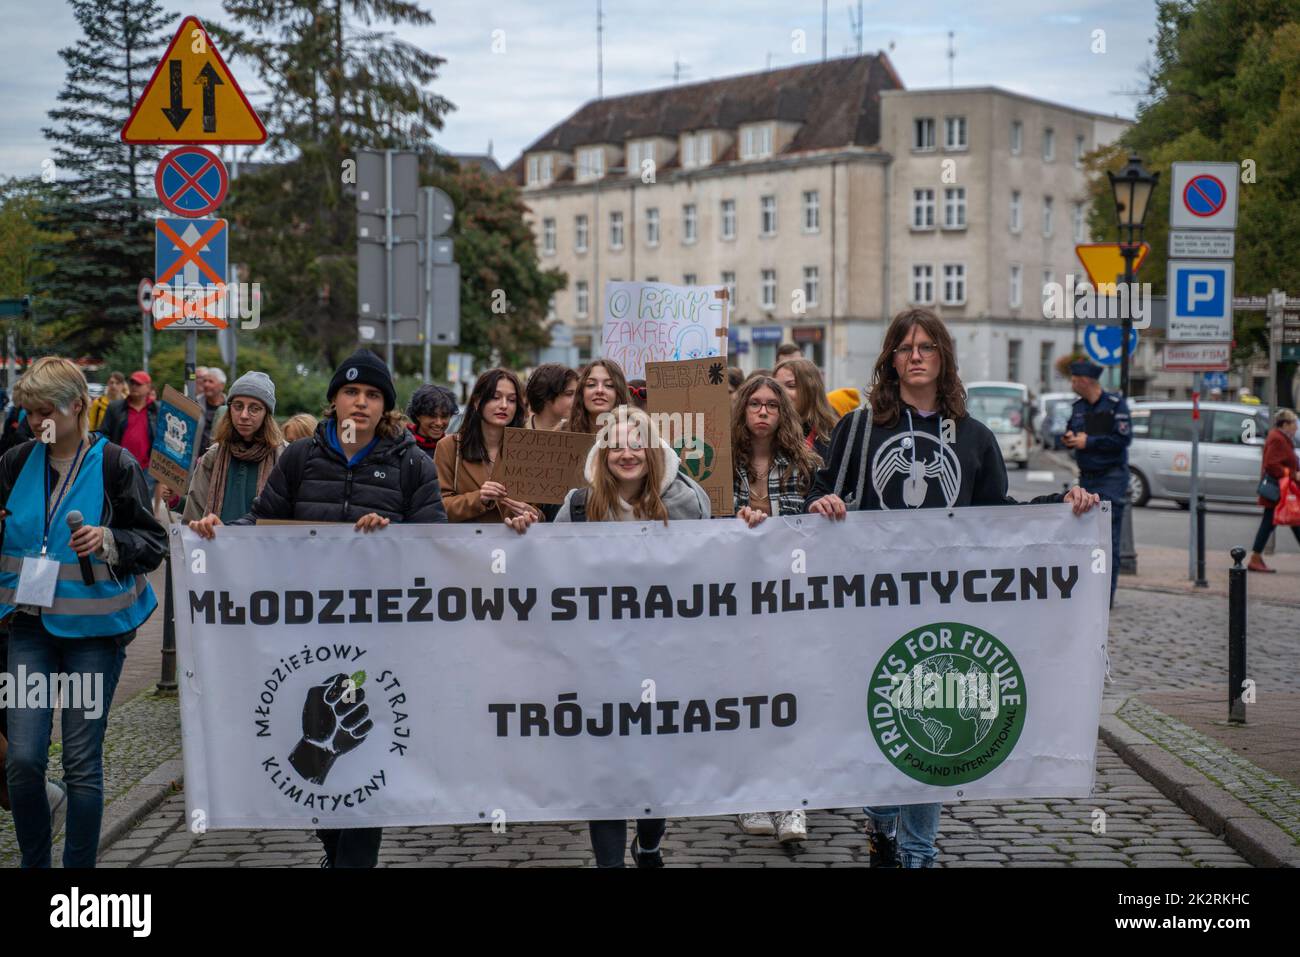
[227,370,276,415]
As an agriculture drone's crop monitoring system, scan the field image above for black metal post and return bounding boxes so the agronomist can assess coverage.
[157,551,177,694]
[1195,495,1208,587]
[1118,244,1139,575]
[1227,547,1247,724]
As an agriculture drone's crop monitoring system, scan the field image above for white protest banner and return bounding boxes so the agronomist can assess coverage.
[602,280,729,380]
[171,505,1108,829]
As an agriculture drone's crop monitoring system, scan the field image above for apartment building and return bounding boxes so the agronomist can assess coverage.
[511,55,1130,395]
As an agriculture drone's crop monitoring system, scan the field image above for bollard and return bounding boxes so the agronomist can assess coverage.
[157,551,178,694]
[1227,547,1247,724]
[1194,494,1208,588]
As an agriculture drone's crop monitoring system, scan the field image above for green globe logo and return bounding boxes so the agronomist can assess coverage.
[868,622,1027,786]
[673,436,715,483]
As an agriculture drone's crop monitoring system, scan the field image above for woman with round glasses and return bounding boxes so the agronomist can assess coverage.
[729,373,823,842]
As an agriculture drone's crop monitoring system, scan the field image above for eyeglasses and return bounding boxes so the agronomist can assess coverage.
[894,343,938,359]
[746,399,781,413]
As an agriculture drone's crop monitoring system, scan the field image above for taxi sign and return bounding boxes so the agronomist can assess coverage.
[121,16,266,144]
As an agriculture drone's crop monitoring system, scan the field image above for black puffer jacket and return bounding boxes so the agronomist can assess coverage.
[0,437,167,577]
[234,421,446,524]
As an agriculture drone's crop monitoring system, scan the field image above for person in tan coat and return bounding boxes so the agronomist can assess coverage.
[433,368,541,525]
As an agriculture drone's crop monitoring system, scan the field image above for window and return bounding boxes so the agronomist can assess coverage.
[740,124,774,160]
[526,154,553,186]
[609,210,624,250]
[760,269,777,309]
[910,264,935,304]
[1042,196,1054,237]
[1074,134,1086,168]
[1007,340,1022,383]
[575,214,588,252]
[546,295,557,321]
[627,141,642,172]
[1072,202,1085,243]
[1009,191,1022,233]
[1208,410,1258,445]
[1010,120,1023,155]
[803,190,820,232]
[721,199,736,240]
[683,273,697,286]
[1039,342,1054,389]
[578,147,605,181]
[682,133,712,168]
[803,266,820,307]
[1009,264,1023,309]
[943,187,967,229]
[944,116,967,150]
[760,195,777,236]
[645,276,658,282]
[682,204,697,243]
[721,270,737,307]
[1149,409,1200,442]
[645,207,660,246]
[575,280,589,318]
[913,117,936,151]
[942,264,966,305]
[912,188,936,229]
[1042,269,1055,291]
[1042,127,1055,162]
[542,218,556,255]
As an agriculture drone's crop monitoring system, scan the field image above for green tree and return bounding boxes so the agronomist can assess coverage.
[33,0,171,356]
[214,0,453,364]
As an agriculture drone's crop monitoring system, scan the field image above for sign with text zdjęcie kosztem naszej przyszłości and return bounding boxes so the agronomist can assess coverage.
[170,505,1109,828]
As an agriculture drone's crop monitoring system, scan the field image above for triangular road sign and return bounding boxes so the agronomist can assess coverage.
[121,16,266,144]
[1074,242,1150,288]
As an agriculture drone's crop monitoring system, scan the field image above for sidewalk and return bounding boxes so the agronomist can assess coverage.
[1124,543,1299,603]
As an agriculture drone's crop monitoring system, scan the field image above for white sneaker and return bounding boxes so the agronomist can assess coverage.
[775,809,807,843]
[737,812,775,835]
[47,779,69,838]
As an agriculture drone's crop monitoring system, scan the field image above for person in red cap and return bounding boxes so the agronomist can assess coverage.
[98,371,159,492]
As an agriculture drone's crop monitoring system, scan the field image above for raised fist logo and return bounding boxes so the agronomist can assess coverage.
[288,673,373,785]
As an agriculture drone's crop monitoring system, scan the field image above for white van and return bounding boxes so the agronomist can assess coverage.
[966,381,1030,469]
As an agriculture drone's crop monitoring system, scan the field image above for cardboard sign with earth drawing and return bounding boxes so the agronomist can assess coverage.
[646,356,734,517]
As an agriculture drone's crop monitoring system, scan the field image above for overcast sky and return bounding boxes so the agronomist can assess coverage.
[0,0,1159,177]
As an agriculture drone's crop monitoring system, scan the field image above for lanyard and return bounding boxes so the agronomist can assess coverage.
[43,440,86,555]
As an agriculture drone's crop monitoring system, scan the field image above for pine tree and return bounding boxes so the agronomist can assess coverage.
[35,0,172,356]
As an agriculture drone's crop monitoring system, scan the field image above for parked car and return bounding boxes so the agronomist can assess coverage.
[1034,392,1076,449]
[1127,401,1281,507]
[966,381,1030,468]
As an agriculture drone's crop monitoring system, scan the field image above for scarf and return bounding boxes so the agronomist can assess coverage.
[207,437,277,519]
[407,421,440,453]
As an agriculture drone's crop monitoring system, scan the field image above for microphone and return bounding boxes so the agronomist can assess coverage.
[66,510,97,586]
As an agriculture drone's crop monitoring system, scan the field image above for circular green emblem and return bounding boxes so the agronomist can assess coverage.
[673,436,715,483]
[868,622,1027,785]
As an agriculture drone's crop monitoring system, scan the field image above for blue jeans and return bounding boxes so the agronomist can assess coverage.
[864,803,941,867]
[4,613,128,868]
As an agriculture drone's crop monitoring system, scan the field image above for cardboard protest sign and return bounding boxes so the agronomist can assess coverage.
[501,428,597,504]
[149,385,204,490]
[603,281,729,380]
[646,356,734,516]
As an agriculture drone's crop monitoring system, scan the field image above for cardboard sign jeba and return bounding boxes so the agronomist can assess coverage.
[646,356,734,517]
[500,428,597,504]
[149,385,204,490]
[602,281,729,380]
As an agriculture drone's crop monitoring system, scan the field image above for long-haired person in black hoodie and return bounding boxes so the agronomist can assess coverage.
[189,350,446,868]
[805,308,1099,869]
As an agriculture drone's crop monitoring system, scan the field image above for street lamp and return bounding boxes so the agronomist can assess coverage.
[1106,152,1158,578]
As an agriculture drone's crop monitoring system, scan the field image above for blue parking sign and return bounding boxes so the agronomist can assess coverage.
[1167,259,1233,341]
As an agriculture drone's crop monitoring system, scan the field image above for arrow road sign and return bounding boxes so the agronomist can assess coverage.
[153,218,229,330]
[155,146,229,217]
[1083,323,1138,367]
[121,17,266,144]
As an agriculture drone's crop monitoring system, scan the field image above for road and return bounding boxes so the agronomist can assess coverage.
[1007,446,1293,555]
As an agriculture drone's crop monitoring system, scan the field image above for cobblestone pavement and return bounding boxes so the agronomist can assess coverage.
[1118,698,1300,843]
[101,741,1247,868]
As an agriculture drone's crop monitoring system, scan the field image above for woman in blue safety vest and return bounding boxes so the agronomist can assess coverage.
[0,357,165,868]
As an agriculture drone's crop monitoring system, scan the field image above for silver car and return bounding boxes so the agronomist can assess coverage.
[1127,401,1278,507]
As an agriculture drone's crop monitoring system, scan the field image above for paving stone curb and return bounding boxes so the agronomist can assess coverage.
[98,759,185,853]
[1100,703,1300,868]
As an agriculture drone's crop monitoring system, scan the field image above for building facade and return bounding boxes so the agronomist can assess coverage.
[511,56,1130,397]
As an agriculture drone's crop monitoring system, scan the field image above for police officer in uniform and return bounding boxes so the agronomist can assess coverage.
[1062,359,1131,605]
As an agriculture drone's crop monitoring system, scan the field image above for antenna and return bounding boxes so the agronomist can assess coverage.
[822,0,828,61]
[947,30,955,87]
[597,0,604,101]
[660,53,691,85]
[848,1,864,56]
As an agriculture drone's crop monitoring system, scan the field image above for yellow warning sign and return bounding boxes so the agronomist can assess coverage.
[121,16,266,145]
[1074,242,1150,289]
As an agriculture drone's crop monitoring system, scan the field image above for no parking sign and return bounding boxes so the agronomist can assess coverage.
[1170,162,1238,230]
